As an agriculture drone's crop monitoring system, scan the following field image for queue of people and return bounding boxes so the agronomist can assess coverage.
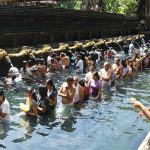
[0,41,150,122]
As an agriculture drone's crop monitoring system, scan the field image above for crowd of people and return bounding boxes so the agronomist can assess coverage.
[0,40,150,123]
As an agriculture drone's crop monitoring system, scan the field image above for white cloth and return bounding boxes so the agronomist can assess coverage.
[99,68,111,86]
[8,67,19,76]
[85,72,93,83]
[47,56,52,65]
[73,84,80,103]
[20,67,32,79]
[129,43,135,55]
[0,99,12,122]
[129,43,135,51]
[76,59,83,72]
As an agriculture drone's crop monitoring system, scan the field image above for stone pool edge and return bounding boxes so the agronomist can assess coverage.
[138,132,150,150]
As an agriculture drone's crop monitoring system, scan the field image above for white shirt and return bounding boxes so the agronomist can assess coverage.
[20,67,32,79]
[99,68,111,86]
[85,71,93,83]
[47,56,52,65]
[0,99,12,122]
[73,84,80,103]
[76,59,83,72]
[129,43,135,51]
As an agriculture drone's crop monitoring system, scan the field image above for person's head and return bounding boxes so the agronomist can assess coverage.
[67,76,74,87]
[40,58,45,65]
[23,60,28,68]
[28,60,32,67]
[115,57,120,65]
[35,58,40,65]
[104,62,110,70]
[46,79,57,92]
[76,54,81,61]
[22,60,28,72]
[60,53,66,58]
[121,59,127,67]
[26,87,37,101]
[128,59,133,66]
[38,84,47,99]
[73,76,79,86]
[51,58,55,64]
[89,65,96,72]
[26,86,33,96]
[92,72,100,80]
[0,90,5,103]
[49,51,53,56]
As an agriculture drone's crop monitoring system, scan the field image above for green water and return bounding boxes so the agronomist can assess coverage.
[0,62,150,150]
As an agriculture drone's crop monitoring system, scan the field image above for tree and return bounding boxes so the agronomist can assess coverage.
[104,0,138,15]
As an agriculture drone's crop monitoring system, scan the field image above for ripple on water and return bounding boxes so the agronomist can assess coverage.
[0,62,150,150]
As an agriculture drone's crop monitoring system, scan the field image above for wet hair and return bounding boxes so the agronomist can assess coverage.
[115,57,120,62]
[51,58,55,64]
[0,90,5,100]
[90,64,96,68]
[76,54,81,58]
[93,72,100,80]
[79,79,85,87]
[26,86,37,102]
[38,84,47,99]
[67,76,74,82]
[121,59,127,67]
[46,79,57,93]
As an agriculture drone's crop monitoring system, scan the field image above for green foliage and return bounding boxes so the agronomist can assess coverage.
[56,0,138,15]
[57,0,82,10]
[104,0,138,15]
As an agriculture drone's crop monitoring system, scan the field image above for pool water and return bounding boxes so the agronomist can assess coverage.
[0,61,150,150]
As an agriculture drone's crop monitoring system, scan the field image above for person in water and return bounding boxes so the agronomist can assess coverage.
[88,72,101,100]
[24,87,38,117]
[58,76,76,105]
[0,90,12,122]
[37,85,50,115]
[79,79,89,100]
[132,98,150,120]
[46,79,57,108]
[73,76,84,104]
[99,62,112,88]
[20,61,32,81]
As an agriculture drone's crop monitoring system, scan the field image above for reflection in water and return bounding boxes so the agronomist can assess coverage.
[61,117,76,132]
[19,115,37,135]
[0,121,10,140]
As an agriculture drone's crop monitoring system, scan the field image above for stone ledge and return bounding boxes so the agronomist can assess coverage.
[138,132,150,150]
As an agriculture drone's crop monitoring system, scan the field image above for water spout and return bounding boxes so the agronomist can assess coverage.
[116,43,124,53]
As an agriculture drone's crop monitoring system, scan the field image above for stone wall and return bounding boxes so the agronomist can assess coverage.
[0,6,139,48]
